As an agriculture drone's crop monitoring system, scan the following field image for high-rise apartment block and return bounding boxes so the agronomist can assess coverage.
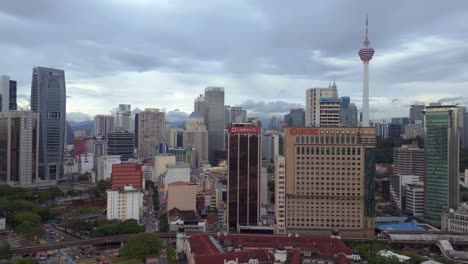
[0,75,17,111]
[106,131,134,161]
[183,112,208,168]
[94,115,114,138]
[281,127,376,236]
[275,155,286,235]
[284,108,305,127]
[30,67,66,181]
[107,185,143,222]
[423,105,461,226]
[227,122,262,232]
[205,87,225,164]
[305,83,338,127]
[393,145,425,180]
[138,108,166,160]
[0,111,39,186]
[115,104,132,131]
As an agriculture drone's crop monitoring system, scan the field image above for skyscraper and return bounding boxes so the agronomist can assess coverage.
[227,122,262,232]
[194,94,207,123]
[106,131,135,161]
[0,111,39,186]
[305,82,338,126]
[423,105,461,226]
[93,115,114,138]
[115,104,132,131]
[284,108,305,127]
[0,75,17,111]
[358,16,375,127]
[231,106,247,124]
[138,108,166,160]
[409,105,425,125]
[183,112,208,168]
[280,127,376,236]
[30,67,66,181]
[340,97,358,127]
[205,87,225,164]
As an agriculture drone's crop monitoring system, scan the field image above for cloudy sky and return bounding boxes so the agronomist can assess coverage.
[0,0,467,122]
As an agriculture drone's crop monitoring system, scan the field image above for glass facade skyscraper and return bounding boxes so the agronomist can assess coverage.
[30,67,66,181]
[205,87,225,164]
[423,105,460,226]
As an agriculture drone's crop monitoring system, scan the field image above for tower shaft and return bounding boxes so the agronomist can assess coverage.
[362,63,369,127]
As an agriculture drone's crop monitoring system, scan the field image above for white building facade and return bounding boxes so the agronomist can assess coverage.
[107,185,143,222]
[96,155,121,181]
[305,83,338,126]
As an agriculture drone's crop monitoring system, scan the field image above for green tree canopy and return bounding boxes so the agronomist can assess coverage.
[15,221,45,240]
[0,242,11,260]
[159,214,168,233]
[90,219,145,237]
[119,233,163,261]
[9,257,39,264]
[11,212,41,227]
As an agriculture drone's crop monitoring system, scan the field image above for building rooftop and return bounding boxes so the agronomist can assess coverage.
[168,181,197,187]
[376,222,426,231]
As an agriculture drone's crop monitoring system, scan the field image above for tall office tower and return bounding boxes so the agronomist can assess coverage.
[227,122,262,232]
[305,82,338,126]
[225,105,231,128]
[0,111,39,185]
[30,67,66,181]
[423,105,461,226]
[205,87,225,164]
[340,97,358,127]
[282,127,376,236]
[262,131,282,166]
[463,111,468,150]
[275,155,286,235]
[269,116,280,131]
[409,105,425,125]
[358,16,375,127]
[93,115,114,139]
[194,94,207,124]
[106,131,135,161]
[319,98,341,126]
[183,112,208,168]
[349,104,358,127]
[391,117,410,128]
[134,113,139,148]
[138,108,166,160]
[284,108,305,127]
[231,106,247,124]
[0,75,17,111]
[115,104,132,131]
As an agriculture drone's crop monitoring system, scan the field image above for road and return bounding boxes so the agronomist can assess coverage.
[144,189,159,233]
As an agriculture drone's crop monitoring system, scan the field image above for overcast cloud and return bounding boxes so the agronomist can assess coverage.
[0,0,467,122]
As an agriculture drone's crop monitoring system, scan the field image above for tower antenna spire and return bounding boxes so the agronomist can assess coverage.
[364,15,370,47]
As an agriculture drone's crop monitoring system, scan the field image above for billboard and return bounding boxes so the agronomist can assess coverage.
[288,127,320,136]
[228,126,260,134]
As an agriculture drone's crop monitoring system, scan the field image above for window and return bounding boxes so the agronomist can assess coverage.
[48,112,60,119]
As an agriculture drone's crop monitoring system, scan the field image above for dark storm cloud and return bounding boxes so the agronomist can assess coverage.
[0,0,466,118]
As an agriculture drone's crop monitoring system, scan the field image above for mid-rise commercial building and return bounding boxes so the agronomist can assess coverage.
[30,67,66,181]
[164,163,190,191]
[154,154,176,181]
[0,75,17,111]
[393,144,425,180]
[441,204,468,233]
[183,112,208,168]
[230,107,247,124]
[282,126,376,236]
[115,104,132,132]
[111,163,143,190]
[73,137,94,158]
[284,108,305,127]
[275,155,286,235]
[205,87,225,164]
[389,174,420,211]
[77,153,94,176]
[0,111,39,186]
[167,181,198,211]
[107,185,143,222]
[96,155,121,181]
[106,131,134,161]
[423,105,461,226]
[138,108,166,160]
[405,183,424,217]
[227,122,262,232]
[305,82,338,126]
[319,98,341,126]
[93,115,114,138]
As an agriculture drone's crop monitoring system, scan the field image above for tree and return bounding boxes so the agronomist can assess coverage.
[97,179,112,192]
[119,233,163,261]
[0,242,11,260]
[166,246,177,264]
[159,214,169,232]
[77,173,91,182]
[90,219,145,237]
[15,221,45,240]
[10,212,41,227]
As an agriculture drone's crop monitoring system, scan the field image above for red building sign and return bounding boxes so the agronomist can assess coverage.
[228,126,260,134]
[289,127,319,136]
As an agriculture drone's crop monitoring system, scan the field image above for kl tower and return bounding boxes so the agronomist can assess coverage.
[358,16,375,127]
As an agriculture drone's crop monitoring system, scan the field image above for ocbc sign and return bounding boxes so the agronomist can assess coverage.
[289,128,319,136]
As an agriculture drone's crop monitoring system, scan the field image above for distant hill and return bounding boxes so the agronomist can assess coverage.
[69,120,94,136]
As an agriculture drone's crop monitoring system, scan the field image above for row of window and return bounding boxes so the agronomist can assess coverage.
[296,146,362,155]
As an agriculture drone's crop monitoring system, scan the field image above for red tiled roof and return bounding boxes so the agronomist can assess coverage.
[337,253,348,264]
[290,249,302,264]
[217,235,352,257]
[194,249,273,264]
[188,235,220,256]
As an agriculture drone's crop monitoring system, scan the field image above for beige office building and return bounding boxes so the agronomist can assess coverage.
[167,181,198,211]
[281,127,376,237]
[183,112,208,168]
[138,108,166,160]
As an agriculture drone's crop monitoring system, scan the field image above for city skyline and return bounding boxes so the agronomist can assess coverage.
[0,1,467,122]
